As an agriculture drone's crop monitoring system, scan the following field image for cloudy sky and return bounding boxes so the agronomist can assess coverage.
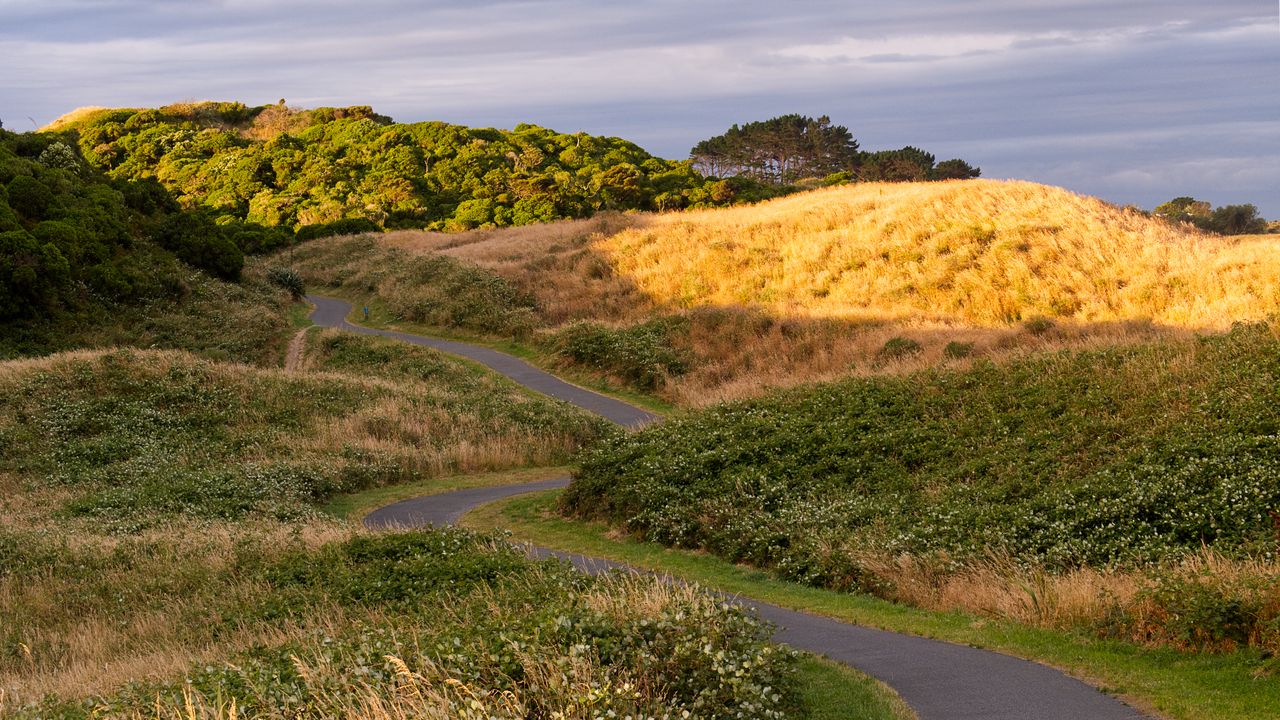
[3,0,1278,215]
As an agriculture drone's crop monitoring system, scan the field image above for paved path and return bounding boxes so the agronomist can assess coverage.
[309,295,1149,720]
[307,295,657,428]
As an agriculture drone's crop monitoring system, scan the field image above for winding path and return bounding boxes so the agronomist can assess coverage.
[308,295,1149,720]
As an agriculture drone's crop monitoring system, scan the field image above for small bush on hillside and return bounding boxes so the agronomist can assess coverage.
[1024,316,1055,335]
[943,341,975,359]
[555,317,689,390]
[153,212,244,280]
[877,336,922,362]
[266,266,305,298]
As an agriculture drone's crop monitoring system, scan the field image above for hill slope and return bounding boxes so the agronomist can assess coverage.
[393,179,1280,328]
[298,179,1279,403]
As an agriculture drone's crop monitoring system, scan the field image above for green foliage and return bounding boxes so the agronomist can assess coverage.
[876,336,922,362]
[265,266,305,298]
[14,530,798,720]
[6,174,53,219]
[57,101,761,233]
[0,346,605,532]
[692,115,978,186]
[1155,197,1268,235]
[0,230,69,318]
[1095,564,1280,653]
[1205,204,1267,235]
[565,322,1280,584]
[153,212,245,279]
[288,236,540,336]
[294,217,381,241]
[0,128,296,343]
[691,114,859,184]
[943,341,975,359]
[553,317,690,390]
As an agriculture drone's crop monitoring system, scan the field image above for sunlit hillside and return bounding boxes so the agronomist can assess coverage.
[386,179,1280,329]
[293,179,1280,404]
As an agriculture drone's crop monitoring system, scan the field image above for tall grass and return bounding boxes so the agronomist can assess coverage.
[293,180,1279,403]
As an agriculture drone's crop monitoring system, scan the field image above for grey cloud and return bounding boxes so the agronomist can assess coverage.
[1,0,1276,214]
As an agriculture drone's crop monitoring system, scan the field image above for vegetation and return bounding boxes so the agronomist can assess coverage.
[50,101,761,235]
[690,114,978,184]
[466,490,1280,720]
[562,321,1280,653]
[0,343,605,532]
[315,180,1280,404]
[0,127,309,361]
[0,341,911,719]
[1154,197,1269,235]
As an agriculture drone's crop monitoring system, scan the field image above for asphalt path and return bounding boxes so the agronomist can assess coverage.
[309,295,1149,720]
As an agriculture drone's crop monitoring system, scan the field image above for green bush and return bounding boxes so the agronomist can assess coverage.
[153,212,244,279]
[554,317,689,390]
[943,340,975,359]
[265,266,305,298]
[877,336,922,362]
[294,217,381,242]
[6,174,53,220]
[564,322,1280,581]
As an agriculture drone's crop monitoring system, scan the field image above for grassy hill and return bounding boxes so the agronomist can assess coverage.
[0,346,812,718]
[562,320,1280,655]
[286,180,1280,404]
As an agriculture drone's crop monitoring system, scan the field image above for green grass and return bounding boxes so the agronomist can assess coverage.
[0,345,604,533]
[464,490,1280,720]
[795,655,915,720]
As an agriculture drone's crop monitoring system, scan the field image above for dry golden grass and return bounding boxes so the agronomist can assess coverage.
[40,106,115,132]
[385,180,1280,328]
[364,181,1280,403]
[810,545,1280,653]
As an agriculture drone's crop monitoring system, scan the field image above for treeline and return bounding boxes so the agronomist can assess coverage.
[59,101,754,232]
[690,114,980,185]
[1153,196,1272,236]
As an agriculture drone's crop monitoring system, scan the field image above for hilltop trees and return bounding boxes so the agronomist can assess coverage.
[691,114,980,185]
[58,102,751,232]
[690,114,860,184]
[1154,196,1268,235]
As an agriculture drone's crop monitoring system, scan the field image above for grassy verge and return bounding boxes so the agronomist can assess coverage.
[463,491,1280,720]
[796,655,915,720]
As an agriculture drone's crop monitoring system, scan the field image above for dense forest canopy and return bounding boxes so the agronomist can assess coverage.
[56,101,770,232]
[691,114,981,184]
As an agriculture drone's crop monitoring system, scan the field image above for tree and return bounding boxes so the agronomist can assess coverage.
[0,229,69,317]
[1154,197,1211,222]
[933,159,981,180]
[1205,204,1266,235]
[153,212,244,279]
[691,114,859,184]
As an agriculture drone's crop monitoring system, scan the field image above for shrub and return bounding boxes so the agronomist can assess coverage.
[555,317,689,390]
[266,266,305,298]
[294,217,382,242]
[153,212,244,279]
[6,174,52,220]
[943,341,975,359]
[1024,316,1055,335]
[877,336,922,362]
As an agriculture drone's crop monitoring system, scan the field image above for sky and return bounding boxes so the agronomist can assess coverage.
[3,0,1278,216]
